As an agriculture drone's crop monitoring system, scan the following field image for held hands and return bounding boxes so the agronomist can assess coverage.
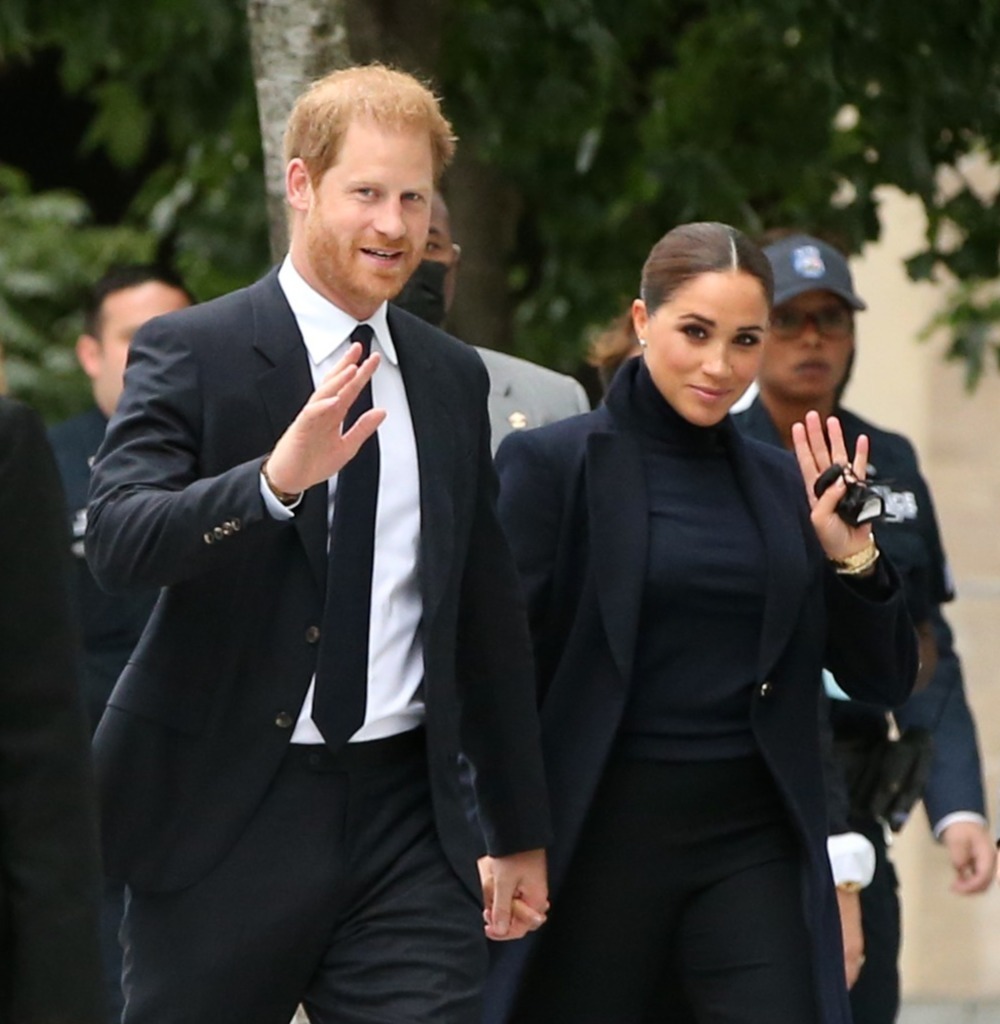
[836,888,865,989]
[478,848,550,942]
[792,411,873,563]
[264,342,386,497]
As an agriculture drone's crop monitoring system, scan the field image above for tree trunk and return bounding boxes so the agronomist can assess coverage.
[445,153,520,354]
[345,0,442,76]
[245,0,517,352]
[347,0,517,353]
[246,0,353,260]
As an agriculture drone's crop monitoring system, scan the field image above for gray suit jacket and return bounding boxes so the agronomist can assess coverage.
[475,348,590,453]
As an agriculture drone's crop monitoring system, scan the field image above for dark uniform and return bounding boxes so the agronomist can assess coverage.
[736,397,987,1024]
[49,407,158,732]
[49,405,158,1024]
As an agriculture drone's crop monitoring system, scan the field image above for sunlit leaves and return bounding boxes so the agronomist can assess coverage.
[0,166,154,417]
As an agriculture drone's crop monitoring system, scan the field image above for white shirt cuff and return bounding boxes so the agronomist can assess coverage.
[259,472,301,518]
[933,811,988,841]
[828,832,877,888]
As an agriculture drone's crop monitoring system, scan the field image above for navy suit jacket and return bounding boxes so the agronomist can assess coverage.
[483,382,917,1024]
[86,269,551,894]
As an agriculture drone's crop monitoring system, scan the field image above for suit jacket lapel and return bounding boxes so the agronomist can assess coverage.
[391,310,455,625]
[726,427,809,682]
[250,270,328,589]
[586,426,648,687]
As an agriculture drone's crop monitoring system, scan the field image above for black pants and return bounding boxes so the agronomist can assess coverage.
[511,754,820,1024]
[120,731,485,1024]
[848,817,900,1024]
[101,877,125,1023]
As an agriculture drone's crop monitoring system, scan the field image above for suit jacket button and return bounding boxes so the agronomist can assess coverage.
[274,712,294,729]
[203,532,215,545]
[759,681,773,698]
[213,526,225,539]
[305,626,321,644]
[231,518,242,531]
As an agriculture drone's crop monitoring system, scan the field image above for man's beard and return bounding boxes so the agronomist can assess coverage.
[306,221,417,314]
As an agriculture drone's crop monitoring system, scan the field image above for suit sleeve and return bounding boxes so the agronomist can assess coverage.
[495,430,565,645]
[86,317,283,592]
[0,400,105,1022]
[895,609,987,827]
[821,556,919,709]
[455,369,553,857]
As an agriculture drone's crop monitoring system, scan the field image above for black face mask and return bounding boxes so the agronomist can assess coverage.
[394,259,449,328]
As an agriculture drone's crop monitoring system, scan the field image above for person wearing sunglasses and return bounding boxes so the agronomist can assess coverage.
[736,233,995,1024]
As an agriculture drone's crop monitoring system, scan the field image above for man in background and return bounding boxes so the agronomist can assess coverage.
[395,193,590,451]
[0,395,105,1023]
[50,264,193,731]
[48,263,192,1020]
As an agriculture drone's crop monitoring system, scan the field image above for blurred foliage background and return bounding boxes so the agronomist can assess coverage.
[2,0,1000,418]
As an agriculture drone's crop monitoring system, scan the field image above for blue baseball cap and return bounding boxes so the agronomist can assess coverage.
[764,235,867,311]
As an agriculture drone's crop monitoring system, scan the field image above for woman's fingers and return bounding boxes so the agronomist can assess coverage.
[824,416,850,469]
[793,412,869,508]
[851,432,870,481]
[791,420,820,505]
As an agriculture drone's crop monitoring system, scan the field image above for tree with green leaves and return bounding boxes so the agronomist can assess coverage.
[431,0,1000,380]
[0,0,271,415]
[3,0,1000,418]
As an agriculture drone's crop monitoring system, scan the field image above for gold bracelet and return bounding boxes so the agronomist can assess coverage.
[831,537,880,576]
[261,456,302,507]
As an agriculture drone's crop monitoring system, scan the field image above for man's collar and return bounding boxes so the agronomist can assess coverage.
[277,256,398,366]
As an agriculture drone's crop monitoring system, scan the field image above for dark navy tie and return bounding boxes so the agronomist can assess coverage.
[312,323,379,749]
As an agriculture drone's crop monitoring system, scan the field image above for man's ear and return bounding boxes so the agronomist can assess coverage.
[286,158,313,211]
[75,334,103,380]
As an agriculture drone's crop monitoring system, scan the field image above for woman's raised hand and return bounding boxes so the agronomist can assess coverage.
[792,411,874,563]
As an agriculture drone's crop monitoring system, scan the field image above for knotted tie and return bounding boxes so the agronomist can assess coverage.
[312,324,379,749]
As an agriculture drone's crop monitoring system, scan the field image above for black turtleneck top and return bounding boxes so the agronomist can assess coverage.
[609,359,766,760]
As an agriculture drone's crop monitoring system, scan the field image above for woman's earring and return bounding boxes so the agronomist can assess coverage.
[638,337,648,348]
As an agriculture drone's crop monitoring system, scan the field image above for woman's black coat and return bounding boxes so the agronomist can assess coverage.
[483,392,917,1024]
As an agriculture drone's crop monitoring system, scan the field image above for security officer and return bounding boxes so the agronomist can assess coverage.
[736,234,995,1024]
[48,263,192,1021]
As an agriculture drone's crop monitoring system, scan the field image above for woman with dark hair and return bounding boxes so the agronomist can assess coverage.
[483,222,918,1024]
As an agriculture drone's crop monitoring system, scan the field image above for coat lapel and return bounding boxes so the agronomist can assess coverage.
[585,427,648,687]
[250,271,329,589]
[726,427,810,682]
[390,310,456,625]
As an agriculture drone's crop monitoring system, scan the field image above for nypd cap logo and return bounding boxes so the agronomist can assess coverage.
[792,245,826,279]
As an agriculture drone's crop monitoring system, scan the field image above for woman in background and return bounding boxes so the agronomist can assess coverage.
[483,222,917,1024]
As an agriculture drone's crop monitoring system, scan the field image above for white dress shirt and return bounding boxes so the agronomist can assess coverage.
[264,257,426,743]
